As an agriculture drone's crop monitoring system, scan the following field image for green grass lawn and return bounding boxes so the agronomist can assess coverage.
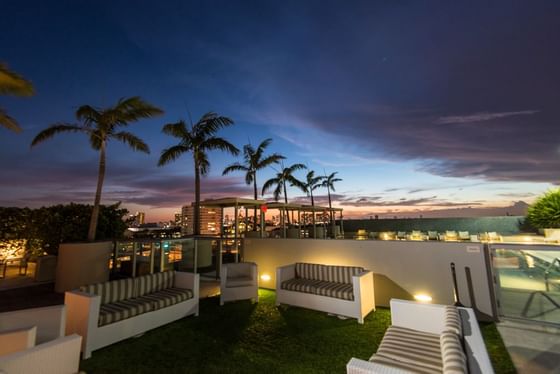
[80,289,515,373]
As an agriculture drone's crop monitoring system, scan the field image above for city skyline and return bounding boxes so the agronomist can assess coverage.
[1,1,559,222]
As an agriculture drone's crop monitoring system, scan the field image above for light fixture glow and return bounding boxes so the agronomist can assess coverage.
[413,294,432,303]
[260,274,271,281]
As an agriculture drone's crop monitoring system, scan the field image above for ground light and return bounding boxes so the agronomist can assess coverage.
[260,274,271,282]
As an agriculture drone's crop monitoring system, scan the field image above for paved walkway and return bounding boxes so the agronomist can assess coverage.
[497,319,560,373]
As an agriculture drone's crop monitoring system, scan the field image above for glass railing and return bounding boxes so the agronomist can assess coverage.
[112,237,244,279]
[490,243,560,325]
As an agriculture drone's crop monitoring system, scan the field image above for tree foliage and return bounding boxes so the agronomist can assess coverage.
[0,62,34,132]
[0,203,129,255]
[526,189,560,229]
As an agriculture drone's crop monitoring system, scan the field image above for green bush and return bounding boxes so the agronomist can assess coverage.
[527,189,560,229]
[0,203,129,255]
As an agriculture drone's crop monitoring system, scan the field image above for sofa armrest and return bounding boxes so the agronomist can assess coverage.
[0,305,65,344]
[389,299,447,334]
[64,290,99,350]
[174,271,200,300]
[0,326,36,356]
[353,271,375,315]
[346,357,411,374]
[460,307,495,374]
[0,334,82,374]
[276,264,296,286]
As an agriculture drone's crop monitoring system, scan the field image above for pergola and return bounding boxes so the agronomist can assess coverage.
[266,202,344,239]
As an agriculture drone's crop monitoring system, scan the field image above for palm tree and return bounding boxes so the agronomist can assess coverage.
[322,171,342,235]
[158,112,239,236]
[303,170,324,207]
[262,163,306,224]
[223,138,285,229]
[31,97,163,241]
[0,63,34,132]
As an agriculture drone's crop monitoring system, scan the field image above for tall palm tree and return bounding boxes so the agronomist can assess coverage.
[302,170,324,207]
[0,63,34,132]
[322,171,342,232]
[223,138,285,229]
[262,163,306,224]
[158,112,239,236]
[31,97,163,241]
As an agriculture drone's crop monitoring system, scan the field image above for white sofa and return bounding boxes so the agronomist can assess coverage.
[347,299,494,374]
[65,270,199,359]
[220,262,258,305]
[0,305,82,374]
[276,263,375,323]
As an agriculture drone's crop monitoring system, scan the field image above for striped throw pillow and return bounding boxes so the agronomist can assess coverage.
[444,306,462,336]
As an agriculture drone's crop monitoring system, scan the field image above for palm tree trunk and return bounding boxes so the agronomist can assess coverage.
[327,186,333,221]
[253,177,258,230]
[194,163,201,236]
[283,182,290,225]
[87,142,106,241]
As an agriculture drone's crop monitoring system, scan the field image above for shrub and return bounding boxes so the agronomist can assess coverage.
[526,189,560,229]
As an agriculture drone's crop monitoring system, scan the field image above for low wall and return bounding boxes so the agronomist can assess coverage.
[341,216,525,235]
[55,241,113,292]
[244,239,495,320]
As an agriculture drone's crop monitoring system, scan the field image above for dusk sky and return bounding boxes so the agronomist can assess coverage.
[1,1,559,222]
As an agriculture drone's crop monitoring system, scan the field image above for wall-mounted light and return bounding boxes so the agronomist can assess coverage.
[413,294,432,303]
[260,274,271,281]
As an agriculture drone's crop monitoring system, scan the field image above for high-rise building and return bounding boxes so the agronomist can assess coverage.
[181,204,222,235]
[174,212,182,227]
[128,212,146,227]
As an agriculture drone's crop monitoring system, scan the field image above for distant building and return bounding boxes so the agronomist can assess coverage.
[128,212,146,227]
[174,212,182,227]
[181,204,222,235]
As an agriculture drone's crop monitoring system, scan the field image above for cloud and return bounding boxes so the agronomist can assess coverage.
[435,110,539,125]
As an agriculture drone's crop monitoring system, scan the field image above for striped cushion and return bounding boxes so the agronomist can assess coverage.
[281,278,323,294]
[80,278,135,305]
[369,354,441,374]
[98,297,153,326]
[314,281,354,300]
[441,331,467,373]
[135,273,156,297]
[376,326,443,371]
[445,306,462,336]
[325,265,364,284]
[151,271,175,292]
[138,288,193,310]
[295,263,324,281]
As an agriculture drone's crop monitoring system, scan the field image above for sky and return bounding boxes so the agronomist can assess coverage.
[1,1,559,222]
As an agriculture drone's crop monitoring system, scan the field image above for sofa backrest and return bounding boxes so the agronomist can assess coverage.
[295,263,364,284]
[80,271,176,302]
[135,271,175,297]
[80,278,135,305]
[225,262,255,279]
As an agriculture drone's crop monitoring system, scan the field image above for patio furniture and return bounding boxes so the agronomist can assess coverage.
[0,305,82,374]
[346,299,494,374]
[0,257,28,279]
[458,231,470,241]
[427,231,439,240]
[65,270,199,359]
[440,230,459,241]
[354,229,369,240]
[396,231,407,240]
[220,262,258,305]
[276,262,375,323]
[407,230,426,241]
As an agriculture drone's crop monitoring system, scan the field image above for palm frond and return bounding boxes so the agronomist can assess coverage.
[222,163,250,176]
[202,137,239,155]
[162,121,189,139]
[287,175,306,192]
[196,112,234,137]
[0,108,21,132]
[197,151,210,175]
[254,138,272,160]
[0,63,34,96]
[112,131,150,153]
[262,177,280,196]
[257,153,285,169]
[112,96,163,126]
[31,123,86,147]
[75,105,101,127]
[158,145,190,166]
[286,163,307,173]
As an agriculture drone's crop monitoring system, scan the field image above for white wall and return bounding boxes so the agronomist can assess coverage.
[244,239,495,319]
[55,242,112,292]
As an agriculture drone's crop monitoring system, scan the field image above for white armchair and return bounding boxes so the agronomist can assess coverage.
[220,262,259,306]
[0,305,82,374]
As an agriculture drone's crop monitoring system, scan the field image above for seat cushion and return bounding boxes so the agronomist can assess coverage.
[314,281,354,300]
[295,263,325,281]
[375,326,443,371]
[226,276,255,288]
[441,330,467,373]
[281,278,323,294]
[98,298,153,326]
[370,354,441,374]
[324,265,364,284]
[135,271,175,297]
[138,288,194,310]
